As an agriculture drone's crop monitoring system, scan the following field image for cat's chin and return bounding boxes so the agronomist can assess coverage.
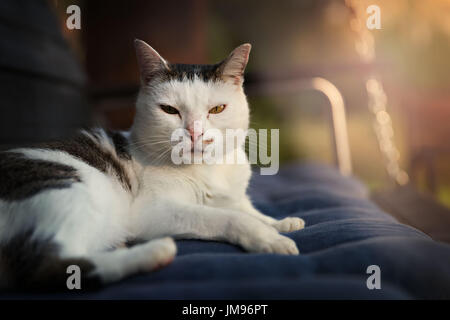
[180,149,227,165]
[183,149,205,159]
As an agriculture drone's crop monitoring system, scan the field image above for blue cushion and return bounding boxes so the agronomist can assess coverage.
[4,163,450,299]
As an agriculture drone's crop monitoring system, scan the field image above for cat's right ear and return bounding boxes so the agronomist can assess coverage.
[134,39,169,83]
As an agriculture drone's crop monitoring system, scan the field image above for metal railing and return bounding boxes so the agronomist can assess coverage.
[247,77,352,176]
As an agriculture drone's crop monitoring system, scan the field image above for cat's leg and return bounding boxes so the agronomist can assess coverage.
[0,233,176,290]
[235,197,305,233]
[131,201,299,255]
[86,237,176,284]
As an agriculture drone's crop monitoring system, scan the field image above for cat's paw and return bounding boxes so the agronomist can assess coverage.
[272,217,305,233]
[141,237,177,271]
[240,227,299,255]
[233,216,300,255]
[258,234,299,255]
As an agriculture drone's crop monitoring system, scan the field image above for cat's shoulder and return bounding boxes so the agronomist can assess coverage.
[34,128,137,191]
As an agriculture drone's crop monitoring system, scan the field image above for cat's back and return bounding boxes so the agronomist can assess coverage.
[0,129,138,200]
[0,129,137,253]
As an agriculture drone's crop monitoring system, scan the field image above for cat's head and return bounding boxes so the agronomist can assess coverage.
[131,39,251,165]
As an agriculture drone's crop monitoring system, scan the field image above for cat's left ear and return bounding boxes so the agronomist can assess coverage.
[218,43,251,85]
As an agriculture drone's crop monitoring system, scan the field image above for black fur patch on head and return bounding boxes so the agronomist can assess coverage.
[39,131,132,191]
[0,152,81,201]
[0,230,101,292]
[154,63,223,83]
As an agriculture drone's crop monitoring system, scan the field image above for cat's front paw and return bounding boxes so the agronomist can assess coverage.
[240,228,299,255]
[272,217,305,233]
[257,234,299,255]
[234,216,300,255]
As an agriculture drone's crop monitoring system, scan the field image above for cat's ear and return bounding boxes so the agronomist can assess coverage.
[218,43,251,85]
[134,39,169,83]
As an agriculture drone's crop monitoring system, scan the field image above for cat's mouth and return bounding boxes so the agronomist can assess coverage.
[170,137,213,151]
[189,146,205,154]
[189,139,214,152]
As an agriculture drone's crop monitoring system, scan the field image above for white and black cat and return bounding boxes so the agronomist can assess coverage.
[0,40,304,290]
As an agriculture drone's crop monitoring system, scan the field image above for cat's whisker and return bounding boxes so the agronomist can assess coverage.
[134,141,173,165]
[150,147,173,166]
[127,138,170,147]
[129,142,170,151]
[144,146,172,161]
[128,140,172,152]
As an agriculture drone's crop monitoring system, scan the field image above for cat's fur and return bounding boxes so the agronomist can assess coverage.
[0,40,304,291]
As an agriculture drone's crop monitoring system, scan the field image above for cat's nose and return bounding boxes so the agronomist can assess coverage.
[188,127,203,143]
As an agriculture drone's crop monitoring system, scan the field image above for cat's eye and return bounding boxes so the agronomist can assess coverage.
[159,104,179,115]
[209,104,226,114]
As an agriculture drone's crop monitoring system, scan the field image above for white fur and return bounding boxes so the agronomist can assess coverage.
[0,146,131,253]
[128,74,304,256]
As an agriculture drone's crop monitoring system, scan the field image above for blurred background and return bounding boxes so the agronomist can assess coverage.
[1,0,450,209]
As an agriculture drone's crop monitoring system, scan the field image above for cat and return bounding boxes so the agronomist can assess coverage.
[0,39,305,291]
